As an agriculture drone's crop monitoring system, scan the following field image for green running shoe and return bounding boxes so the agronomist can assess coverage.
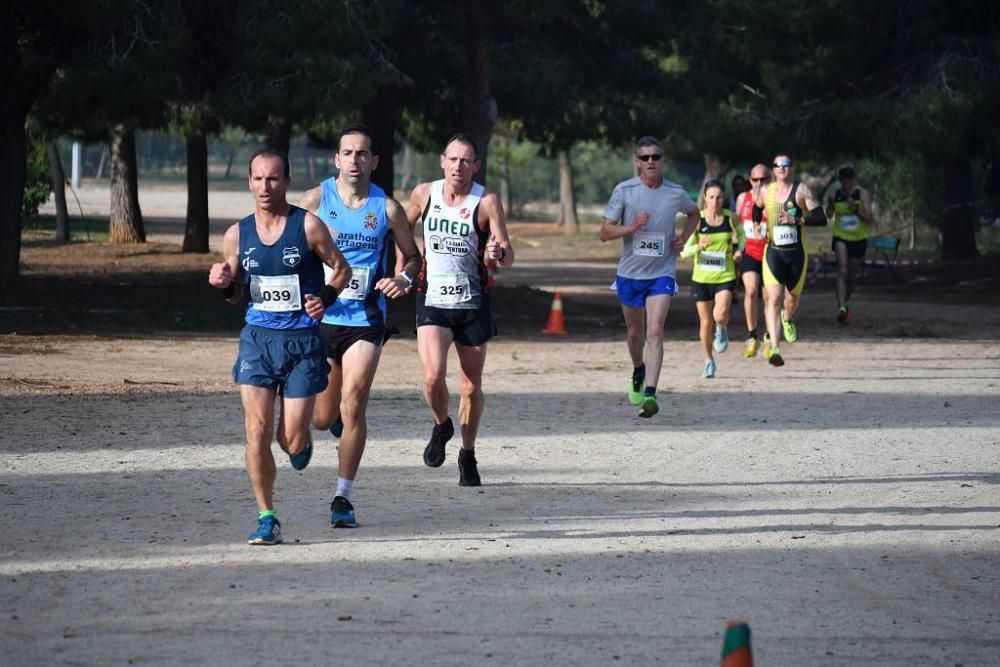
[781,310,798,343]
[638,396,659,418]
[628,376,644,406]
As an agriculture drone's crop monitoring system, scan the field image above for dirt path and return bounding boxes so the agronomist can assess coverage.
[3,189,999,664]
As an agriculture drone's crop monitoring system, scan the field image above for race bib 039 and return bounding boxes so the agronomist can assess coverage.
[249,274,301,312]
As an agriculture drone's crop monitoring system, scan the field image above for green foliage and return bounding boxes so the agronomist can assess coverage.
[858,154,941,234]
[22,124,52,222]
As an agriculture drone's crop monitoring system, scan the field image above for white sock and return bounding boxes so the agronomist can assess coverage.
[336,477,353,501]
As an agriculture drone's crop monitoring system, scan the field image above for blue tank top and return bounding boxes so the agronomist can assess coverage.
[316,178,391,327]
[239,205,324,330]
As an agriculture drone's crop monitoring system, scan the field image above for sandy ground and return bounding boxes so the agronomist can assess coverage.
[1,186,997,665]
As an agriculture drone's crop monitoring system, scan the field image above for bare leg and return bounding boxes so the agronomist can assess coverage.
[742,271,761,334]
[621,305,646,368]
[846,256,861,303]
[417,325,454,424]
[696,300,714,359]
[240,385,277,512]
[275,394,316,457]
[713,289,734,334]
[835,241,850,308]
[640,293,672,389]
[764,284,784,348]
[311,360,343,431]
[455,342,488,450]
[336,340,382,480]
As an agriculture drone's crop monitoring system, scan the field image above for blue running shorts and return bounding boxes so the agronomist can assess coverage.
[615,275,678,308]
[232,324,330,398]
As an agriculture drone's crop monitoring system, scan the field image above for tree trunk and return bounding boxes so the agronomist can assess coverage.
[108,125,146,244]
[224,150,235,179]
[182,132,210,253]
[363,85,400,197]
[0,109,28,304]
[940,155,978,260]
[699,153,728,208]
[263,117,291,157]
[499,154,511,219]
[461,0,496,186]
[909,211,916,251]
[558,147,579,237]
[46,140,70,242]
[400,142,415,195]
[95,147,107,179]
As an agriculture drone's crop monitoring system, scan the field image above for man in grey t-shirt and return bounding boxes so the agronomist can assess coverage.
[599,136,699,418]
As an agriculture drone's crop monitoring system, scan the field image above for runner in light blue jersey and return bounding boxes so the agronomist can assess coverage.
[298,125,421,527]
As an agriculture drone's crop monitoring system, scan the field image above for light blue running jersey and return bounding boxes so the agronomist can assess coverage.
[239,206,324,330]
[316,178,391,327]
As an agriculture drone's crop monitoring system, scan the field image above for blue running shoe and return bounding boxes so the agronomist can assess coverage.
[329,416,343,438]
[330,496,357,528]
[289,440,313,471]
[703,358,717,379]
[713,326,729,353]
[248,514,282,545]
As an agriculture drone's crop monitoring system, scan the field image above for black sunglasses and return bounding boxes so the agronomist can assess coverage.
[637,154,663,162]
[750,177,769,182]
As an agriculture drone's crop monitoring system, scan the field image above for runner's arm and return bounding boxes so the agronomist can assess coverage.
[376,197,422,298]
[208,223,244,304]
[481,192,514,268]
[297,186,323,215]
[673,208,700,250]
[799,184,828,227]
[303,212,351,319]
[857,188,873,222]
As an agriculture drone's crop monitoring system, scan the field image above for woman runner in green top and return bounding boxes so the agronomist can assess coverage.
[681,181,741,378]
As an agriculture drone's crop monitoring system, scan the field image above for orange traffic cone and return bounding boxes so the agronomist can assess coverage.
[720,620,753,666]
[542,292,567,335]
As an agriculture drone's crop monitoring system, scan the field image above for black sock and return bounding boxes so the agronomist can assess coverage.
[643,386,655,397]
[747,330,758,339]
[632,364,645,382]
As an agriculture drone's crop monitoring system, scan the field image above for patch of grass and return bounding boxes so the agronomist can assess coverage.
[23,215,109,242]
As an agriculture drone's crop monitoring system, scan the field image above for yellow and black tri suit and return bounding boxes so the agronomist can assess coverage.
[762,182,808,296]
[681,210,738,302]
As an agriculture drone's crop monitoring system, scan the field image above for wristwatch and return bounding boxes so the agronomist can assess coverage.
[399,270,415,288]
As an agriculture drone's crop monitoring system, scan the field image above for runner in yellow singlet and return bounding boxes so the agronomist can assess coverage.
[680,180,740,379]
[752,155,825,367]
[826,166,873,325]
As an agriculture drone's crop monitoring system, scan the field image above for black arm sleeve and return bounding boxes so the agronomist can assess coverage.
[804,206,828,227]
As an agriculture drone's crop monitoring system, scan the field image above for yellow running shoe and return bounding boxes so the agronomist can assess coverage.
[762,333,772,360]
[743,335,759,358]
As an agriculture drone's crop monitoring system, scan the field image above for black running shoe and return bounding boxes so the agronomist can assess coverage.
[423,417,453,467]
[458,448,481,487]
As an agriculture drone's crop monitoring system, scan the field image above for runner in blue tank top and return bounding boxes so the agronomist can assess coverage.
[208,149,351,546]
[298,124,422,528]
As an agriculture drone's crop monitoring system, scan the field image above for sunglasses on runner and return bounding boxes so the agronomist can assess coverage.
[750,177,769,182]
[773,161,792,168]
[637,154,663,162]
